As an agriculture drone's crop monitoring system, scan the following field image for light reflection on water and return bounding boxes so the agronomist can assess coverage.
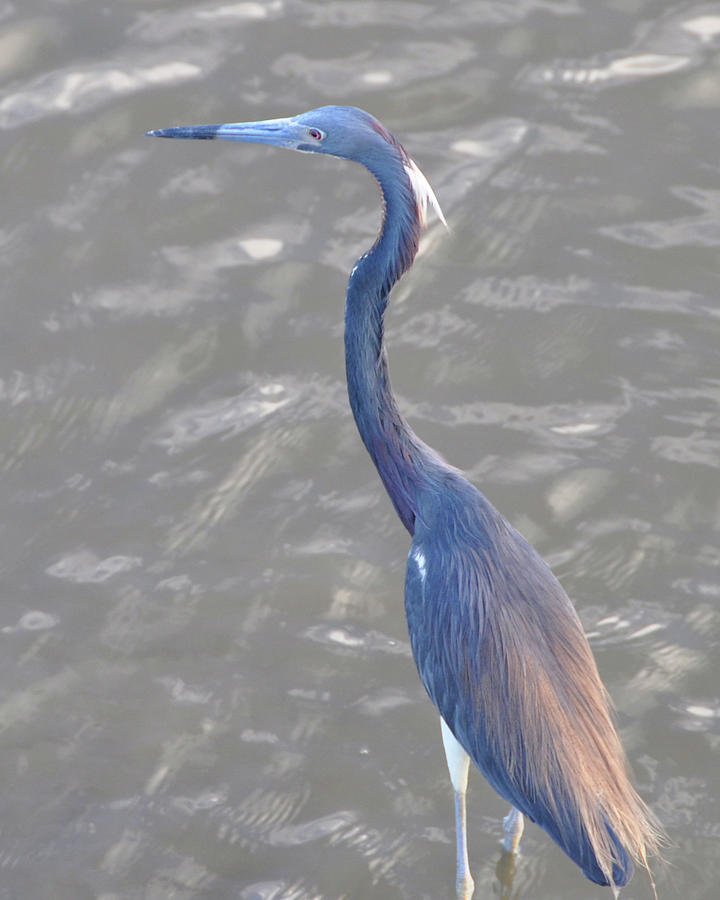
[1,1,718,898]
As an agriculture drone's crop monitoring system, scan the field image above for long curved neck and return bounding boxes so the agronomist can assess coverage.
[344,155,443,535]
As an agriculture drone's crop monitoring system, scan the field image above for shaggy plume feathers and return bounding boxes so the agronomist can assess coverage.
[478,530,664,889]
[404,158,448,229]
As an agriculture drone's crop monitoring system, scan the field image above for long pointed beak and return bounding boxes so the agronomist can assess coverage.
[146,116,307,150]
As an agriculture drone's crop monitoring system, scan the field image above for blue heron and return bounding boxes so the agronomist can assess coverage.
[148,106,660,898]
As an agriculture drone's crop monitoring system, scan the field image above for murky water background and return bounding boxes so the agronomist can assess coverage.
[2,1,719,898]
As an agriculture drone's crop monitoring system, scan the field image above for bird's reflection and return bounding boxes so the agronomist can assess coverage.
[494,848,521,900]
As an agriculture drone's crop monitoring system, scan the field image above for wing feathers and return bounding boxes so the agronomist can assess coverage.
[406,500,661,887]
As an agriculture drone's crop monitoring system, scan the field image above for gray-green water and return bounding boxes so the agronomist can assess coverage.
[2,2,718,898]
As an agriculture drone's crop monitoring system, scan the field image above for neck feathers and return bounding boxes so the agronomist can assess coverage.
[344,149,446,534]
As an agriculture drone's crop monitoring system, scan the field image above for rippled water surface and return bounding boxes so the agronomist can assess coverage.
[2,1,719,898]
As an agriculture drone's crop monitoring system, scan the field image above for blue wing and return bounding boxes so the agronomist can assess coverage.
[405,480,634,886]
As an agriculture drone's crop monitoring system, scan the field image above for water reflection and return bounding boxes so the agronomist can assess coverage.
[1,59,205,129]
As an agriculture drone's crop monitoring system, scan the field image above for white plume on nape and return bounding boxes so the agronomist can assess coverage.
[404,158,448,230]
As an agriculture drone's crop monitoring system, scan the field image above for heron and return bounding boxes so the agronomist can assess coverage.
[148,106,660,898]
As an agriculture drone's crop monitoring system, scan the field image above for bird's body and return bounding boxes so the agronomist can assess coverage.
[406,475,635,886]
[149,105,659,897]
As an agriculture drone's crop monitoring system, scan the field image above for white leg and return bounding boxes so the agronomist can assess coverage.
[440,718,474,900]
[502,806,524,853]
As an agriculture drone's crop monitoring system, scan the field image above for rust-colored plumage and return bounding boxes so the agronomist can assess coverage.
[480,518,662,885]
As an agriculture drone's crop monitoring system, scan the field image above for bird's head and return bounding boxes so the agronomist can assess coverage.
[150,105,399,161]
[148,105,446,228]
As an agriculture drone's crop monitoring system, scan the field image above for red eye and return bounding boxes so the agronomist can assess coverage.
[308,128,323,140]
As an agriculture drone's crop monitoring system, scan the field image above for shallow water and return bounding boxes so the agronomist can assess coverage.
[2,1,719,898]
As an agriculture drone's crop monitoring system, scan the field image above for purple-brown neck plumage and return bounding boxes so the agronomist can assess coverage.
[344,151,445,535]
